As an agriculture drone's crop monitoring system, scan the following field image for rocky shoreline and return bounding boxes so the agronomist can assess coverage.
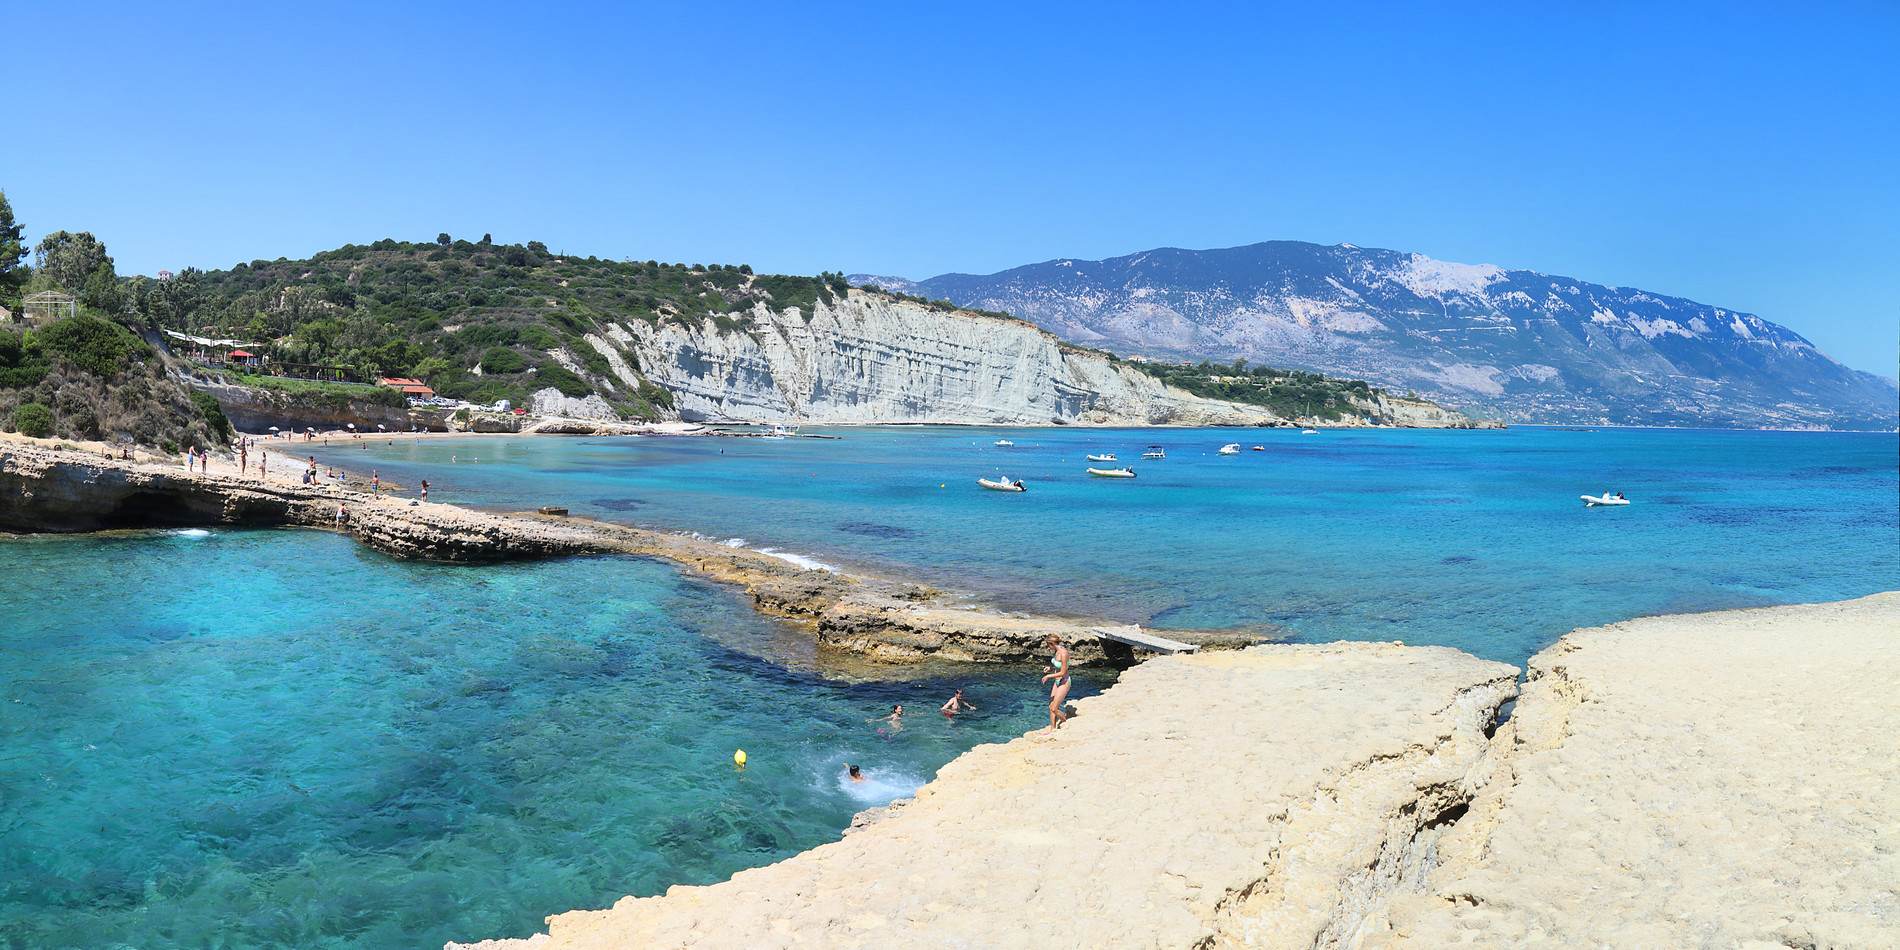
[0,438,1259,667]
[449,592,1898,950]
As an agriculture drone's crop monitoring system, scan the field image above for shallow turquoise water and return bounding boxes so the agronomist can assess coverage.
[308,425,1898,662]
[0,531,1074,949]
[4,426,1894,949]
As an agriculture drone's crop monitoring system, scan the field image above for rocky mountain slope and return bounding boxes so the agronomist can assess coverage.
[856,242,1898,429]
[603,291,1489,427]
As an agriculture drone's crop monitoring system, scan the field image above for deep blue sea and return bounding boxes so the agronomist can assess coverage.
[3,426,1894,949]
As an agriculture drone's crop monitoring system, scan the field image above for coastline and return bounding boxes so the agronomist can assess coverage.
[449,592,1899,950]
[6,433,1895,946]
[0,436,1261,670]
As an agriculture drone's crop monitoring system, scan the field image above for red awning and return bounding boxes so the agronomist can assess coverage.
[228,350,253,358]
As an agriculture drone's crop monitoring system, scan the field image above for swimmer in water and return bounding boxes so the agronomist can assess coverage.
[869,704,904,734]
[845,763,865,782]
[940,689,976,717]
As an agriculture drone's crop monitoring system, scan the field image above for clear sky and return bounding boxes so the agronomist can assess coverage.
[5,1,1895,376]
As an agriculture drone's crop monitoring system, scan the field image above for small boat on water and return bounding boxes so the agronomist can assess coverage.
[1250,445,1265,451]
[1086,453,1117,462]
[1582,492,1630,507]
[762,423,799,439]
[1087,467,1137,478]
[1217,443,1241,455]
[1142,446,1166,459]
[979,477,1026,492]
[994,439,1014,447]
[1302,429,1318,434]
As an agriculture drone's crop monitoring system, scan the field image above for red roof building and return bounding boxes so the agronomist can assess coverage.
[378,377,437,398]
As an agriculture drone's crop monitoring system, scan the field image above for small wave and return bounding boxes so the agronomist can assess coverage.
[835,768,926,803]
[170,528,212,539]
[754,548,836,572]
[722,537,746,548]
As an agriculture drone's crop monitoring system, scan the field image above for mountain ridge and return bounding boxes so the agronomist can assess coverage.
[853,241,1897,430]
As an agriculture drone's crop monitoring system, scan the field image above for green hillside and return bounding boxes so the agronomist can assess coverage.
[147,237,857,418]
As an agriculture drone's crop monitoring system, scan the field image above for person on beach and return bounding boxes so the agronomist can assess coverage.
[335,503,348,528]
[420,479,429,501]
[845,763,865,783]
[1040,635,1072,734]
[371,471,379,494]
[940,689,976,717]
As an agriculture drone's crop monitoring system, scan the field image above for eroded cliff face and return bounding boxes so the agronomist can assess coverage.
[610,292,1487,427]
[192,378,451,434]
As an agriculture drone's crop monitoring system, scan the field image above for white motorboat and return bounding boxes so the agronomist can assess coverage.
[1302,428,1318,434]
[979,477,1026,492]
[1087,467,1137,478]
[1142,446,1166,459]
[1086,453,1117,463]
[1582,492,1630,506]
[1217,443,1241,455]
[994,439,1014,447]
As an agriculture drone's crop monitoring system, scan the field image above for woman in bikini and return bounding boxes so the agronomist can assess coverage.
[1040,634,1072,733]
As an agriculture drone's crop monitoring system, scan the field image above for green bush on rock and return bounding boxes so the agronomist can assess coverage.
[12,402,51,437]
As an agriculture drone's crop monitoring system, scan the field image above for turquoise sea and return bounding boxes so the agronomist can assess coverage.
[3,426,1894,949]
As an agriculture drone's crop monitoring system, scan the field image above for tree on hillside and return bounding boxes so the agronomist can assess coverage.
[35,231,113,294]
[0,191,29,309]
[437,233,451,245]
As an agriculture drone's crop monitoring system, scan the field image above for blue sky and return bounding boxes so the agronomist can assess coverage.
[5,1,1896,376]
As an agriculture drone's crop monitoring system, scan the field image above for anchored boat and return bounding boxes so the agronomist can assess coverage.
[1142,446,1166,459]
[1217,443,1241,455]
[1582,492,1630,506]
[1086,453,1117,463]
[979,477,1026,492]
[1087,467,1137,478]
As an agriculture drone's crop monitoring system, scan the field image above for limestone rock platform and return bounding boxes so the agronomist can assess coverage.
[1375,592,1900,949]
[485,643,1518,950]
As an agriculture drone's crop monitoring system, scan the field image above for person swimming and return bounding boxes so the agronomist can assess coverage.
[940,689,977,717]
[845,763,865,783]
[869,704,904,735]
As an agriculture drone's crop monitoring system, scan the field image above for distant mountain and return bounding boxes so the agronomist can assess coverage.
[853,242,1898,429]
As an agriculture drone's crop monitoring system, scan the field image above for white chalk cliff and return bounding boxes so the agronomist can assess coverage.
[599,291,1483,427]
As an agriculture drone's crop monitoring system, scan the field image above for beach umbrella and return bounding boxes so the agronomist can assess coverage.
[377,424,386,431]
[269,426,279,432]
[348,423,356,429]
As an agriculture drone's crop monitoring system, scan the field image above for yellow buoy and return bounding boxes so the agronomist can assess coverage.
[734,749,747,767]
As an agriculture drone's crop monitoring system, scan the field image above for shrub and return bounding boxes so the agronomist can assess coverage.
[638,380,674,409]
[190,390,231,441]
[533,362,591,397]
[577,343,613,376]
[0,330,49,388]
[13,402,51,437]
[479,346,528,374]
[33,316,150,378]
[518,324,559,350]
